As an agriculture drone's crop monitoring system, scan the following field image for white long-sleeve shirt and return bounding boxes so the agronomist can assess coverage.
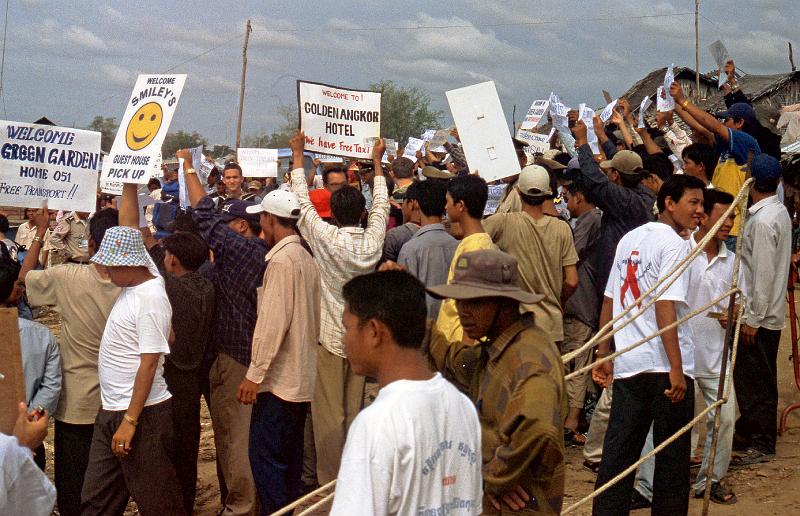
[0,434,56,516]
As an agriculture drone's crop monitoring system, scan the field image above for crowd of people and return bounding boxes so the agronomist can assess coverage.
[1,59,798,516]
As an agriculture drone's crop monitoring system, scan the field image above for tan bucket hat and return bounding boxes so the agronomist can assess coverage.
[427,249,544,304]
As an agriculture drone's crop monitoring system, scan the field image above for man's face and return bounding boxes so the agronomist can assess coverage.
[223,168,244,194]
[164,249,177,274]
[326,171,347,193]
[341,304,375,377]
[102,266,134,287]
[444,192,461,223]
[683,158,705,181]
[669,187,704,231]
[226,218,249,236]
[702,203,735,242]
[455,298,501,340]
[259,213,275,245]
[358,168,375,188]
[564,187,579,216]
[216,181,227,195]
[604,168,621,186]
[642,174,663,195]
[723,117,744,130]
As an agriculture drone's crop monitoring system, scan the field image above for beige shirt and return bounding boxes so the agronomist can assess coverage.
[483,212,578,342]
[14,222,50,263]
[245,235,321,403]
[48,213,89,262]
[26,264,121,423]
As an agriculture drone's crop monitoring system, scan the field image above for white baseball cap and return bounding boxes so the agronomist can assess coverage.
[245,190,301,219]
[517,165,552,197]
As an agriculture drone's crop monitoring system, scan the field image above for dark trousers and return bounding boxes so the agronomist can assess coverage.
[733,327,781,454]
[164,362,202,515]
[80,399,186,516]
[593,373,694,516]
[249,391,308,516]
[33,443,46,470]
[54,420,94,516]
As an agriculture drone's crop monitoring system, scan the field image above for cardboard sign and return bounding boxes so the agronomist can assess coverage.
[315,153,343,163]
[0,121,101,212]
[237,148,278,178]
[0,308,25,435]
[297,80,381,159]
[100,180,123,196]
[516,130,550,154]
[151,151,163,179]
[102,74,187,184]
[518,100,549,134]
[446,81,520,183]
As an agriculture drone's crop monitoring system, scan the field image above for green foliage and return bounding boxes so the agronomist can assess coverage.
[242,105,298,149]
[162,130,207,157]
[86,116,118,152]
[368,80,443,146]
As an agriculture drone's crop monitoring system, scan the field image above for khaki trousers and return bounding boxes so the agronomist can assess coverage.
[311,345,366,484]
[209,353,257,516]
[560,316,595,409]
[584,383,612,464]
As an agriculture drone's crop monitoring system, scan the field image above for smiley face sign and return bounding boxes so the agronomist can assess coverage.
[125,102,163,151]
[101,74,186,185]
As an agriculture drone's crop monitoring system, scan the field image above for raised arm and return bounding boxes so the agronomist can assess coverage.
[176,148,207,208]
[18,207,50,283]
[120,183,139,228]
[670,82,729,142]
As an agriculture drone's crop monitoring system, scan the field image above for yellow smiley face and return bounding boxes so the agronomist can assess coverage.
[125,102,163,151]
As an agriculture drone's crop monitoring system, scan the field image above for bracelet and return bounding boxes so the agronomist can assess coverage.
[32,235,42,243]
[123,414,138,427]
[681,99,689,109]
[184,167,197,175]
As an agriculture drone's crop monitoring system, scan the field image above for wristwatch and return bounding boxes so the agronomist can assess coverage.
[185,167,197,175]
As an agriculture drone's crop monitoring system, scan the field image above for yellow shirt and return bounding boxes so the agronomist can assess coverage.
[434,232,495,342]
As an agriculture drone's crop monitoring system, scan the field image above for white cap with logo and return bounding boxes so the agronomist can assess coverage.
[245,190,302,219]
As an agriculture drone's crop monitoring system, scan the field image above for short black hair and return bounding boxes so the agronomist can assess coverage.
[246,219,262,236]
[342,270,427,348]
[657,175,706,213]
[0,243,19,303]
[702,188,734,215]
[643,154,674,181]
[564,177,596,205]
[403,180,421,203]
[519,191,546,206]
[447,175,488,219]
[162,232,208,271]
[330,185,366,226]
[682,143,718,181]
[223,162,243,176]
[0,214,8,233]
[323,167,347,185]
[88,208,119,248]
[391,157,415,179]
[147,177,162,189]
[415,180,448,217]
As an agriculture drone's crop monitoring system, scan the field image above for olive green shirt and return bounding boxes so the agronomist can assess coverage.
[427,314,567,515]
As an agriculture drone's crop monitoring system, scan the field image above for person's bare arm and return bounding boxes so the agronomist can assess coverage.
[372,138,386,177]
[176,149,206,207]
[112,353,160,457]
[18,207,49,283]
[673,103,715,145]
[670,82,728,142]
[120,183,139,229]
[591,296,614,388]
[561,264,578,306]
[654,299,686,402]
[635,124,663,155]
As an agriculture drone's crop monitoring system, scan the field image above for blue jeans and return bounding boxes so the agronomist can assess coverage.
[249,391,309,515]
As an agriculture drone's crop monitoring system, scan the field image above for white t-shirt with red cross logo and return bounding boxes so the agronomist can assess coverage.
[604,222,695,379]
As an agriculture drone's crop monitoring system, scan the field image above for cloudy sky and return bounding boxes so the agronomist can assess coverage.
[3,0,797,145]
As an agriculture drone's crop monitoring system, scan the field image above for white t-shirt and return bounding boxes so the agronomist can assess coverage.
[330,373,482,516]
[98,276,172,410]
[604,222,695,379]
[688,235,744,378]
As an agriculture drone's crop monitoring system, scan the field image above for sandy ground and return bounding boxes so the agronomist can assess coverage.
[37,307,800,515]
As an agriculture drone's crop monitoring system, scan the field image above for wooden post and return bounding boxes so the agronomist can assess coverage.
[235,19,252,150]
[790,42,796,72]
[695,0,701,101]
[0,307,24,435]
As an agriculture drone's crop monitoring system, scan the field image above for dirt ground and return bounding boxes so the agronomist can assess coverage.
[37,307,800,515]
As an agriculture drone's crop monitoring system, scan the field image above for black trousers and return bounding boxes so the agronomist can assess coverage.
[733,327,781,454]
[593,373,694,516]
[54,420,94,516]
[80,399,185,516]
[164,362,202,515]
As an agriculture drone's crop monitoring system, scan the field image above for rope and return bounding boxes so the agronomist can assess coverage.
[561,178,754,365]
[295,492,335,515]
[268,480,336,515]
[565,288,739,381]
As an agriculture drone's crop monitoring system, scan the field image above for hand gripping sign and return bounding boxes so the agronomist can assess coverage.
[101,74,187,184]
[297,80,381,160]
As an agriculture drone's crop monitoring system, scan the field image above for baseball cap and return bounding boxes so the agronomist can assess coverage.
[599,150,644,175]
[246,190,301,219]
[219,199,260,223]
[716,102,756,125]
[427,249,543,304]
[517,165,552,196]
[751,154,782,183]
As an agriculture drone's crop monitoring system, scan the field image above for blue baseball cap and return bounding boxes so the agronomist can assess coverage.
[716,103,756,125]
[751,154,782,183]
[220,199,260,223]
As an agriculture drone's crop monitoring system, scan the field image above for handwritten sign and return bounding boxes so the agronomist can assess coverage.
[102,74,186,184]
[599,99,618,123]
[404,137,425,159]
[298,80,381,159]
[518,99,550,134]
[315,153,344,163]
[446,81,520,183]
[516,130,550,154]
[0,120,101,212]
[237,148,278,177]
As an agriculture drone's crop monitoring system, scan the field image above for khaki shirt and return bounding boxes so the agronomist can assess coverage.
[26,264,121,424]
[428,314,567,515]
[48,213,89,262]
[245,235,321,402]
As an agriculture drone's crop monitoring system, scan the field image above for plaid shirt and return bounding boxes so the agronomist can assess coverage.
[290,168,388,357]
[192,196,269,365]
[428,314,567,514]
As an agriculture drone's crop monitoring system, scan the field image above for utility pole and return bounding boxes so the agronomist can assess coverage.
[235,19,252,150]
[695,0,701,101]
[790,42,796,72]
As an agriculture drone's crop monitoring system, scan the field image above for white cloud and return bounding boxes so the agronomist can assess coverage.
[600,50,628,66]
[100,64,132,87]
